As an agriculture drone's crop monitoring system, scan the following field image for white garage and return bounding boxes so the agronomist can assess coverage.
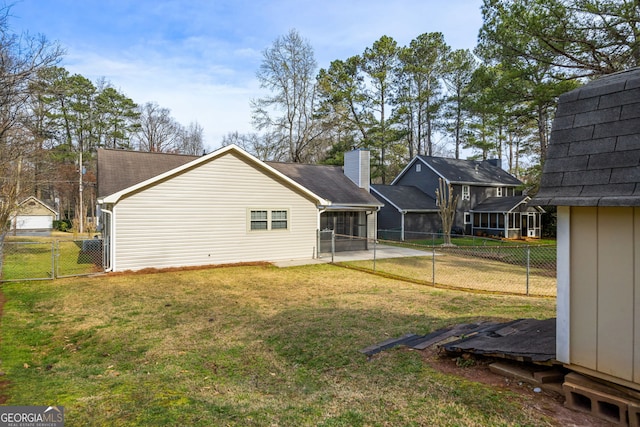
[11,197,58,232]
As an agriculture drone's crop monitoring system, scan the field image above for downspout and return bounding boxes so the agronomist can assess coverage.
[101,207,114,272]
[317,207,326,259]
[401,211,406,241]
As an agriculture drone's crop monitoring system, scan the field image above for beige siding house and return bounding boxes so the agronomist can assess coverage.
[11,196,58,232]
[533,68,640,392]
[98,145,381,272]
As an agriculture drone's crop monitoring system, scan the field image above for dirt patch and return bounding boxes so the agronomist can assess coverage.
[421,348,614,427]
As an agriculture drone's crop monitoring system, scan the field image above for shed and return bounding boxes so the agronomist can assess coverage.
[533,67,640,391]
[11,196,58,233]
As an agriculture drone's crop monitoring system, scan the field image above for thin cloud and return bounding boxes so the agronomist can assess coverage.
[11,0,482,149]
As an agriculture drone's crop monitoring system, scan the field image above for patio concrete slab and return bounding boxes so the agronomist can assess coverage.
[273,244,432,268]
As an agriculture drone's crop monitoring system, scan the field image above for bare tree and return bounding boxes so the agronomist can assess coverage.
[0,6,63,269]
[435,178,459,246]
[133,102,181,152]
[251,29,324,162]
[176,121,204,155]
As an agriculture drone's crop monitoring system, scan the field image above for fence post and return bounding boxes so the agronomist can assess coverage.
[53,241,58,279]
[432,244,436,285]
[526,246,530,296]
[373,235,376,271]
[331,230,335,263]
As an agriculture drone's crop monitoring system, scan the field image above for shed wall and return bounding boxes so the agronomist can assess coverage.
[568,206,639,384]
[112,152,319,271]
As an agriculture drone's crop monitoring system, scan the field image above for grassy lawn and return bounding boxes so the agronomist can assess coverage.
[2,233,102,280]
[0,264,557,426]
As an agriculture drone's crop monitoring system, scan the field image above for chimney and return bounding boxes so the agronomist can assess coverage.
[484,158,502,169]
[344,149,370,191]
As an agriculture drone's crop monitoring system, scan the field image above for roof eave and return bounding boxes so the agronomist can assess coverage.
[100,144,330,206]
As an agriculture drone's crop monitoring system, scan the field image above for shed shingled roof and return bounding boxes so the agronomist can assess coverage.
[533,67,640,206]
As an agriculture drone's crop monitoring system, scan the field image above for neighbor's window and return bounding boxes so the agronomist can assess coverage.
[464,212,471,224]
[462,185,470,200]
[250,210,268,230]
[250,209,289,231]
[497,187,503,197]
[416,163,422,172]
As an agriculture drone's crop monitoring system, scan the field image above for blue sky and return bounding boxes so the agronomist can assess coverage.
[11,0,483,150]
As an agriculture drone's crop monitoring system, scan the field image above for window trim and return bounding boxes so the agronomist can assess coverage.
[462,185,470,200]
[248,209,289,232]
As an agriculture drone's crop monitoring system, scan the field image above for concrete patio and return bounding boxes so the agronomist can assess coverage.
[274,244,432,267]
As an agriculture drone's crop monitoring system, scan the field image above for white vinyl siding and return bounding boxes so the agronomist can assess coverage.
[111,152,318,271]
[15,215,52,230]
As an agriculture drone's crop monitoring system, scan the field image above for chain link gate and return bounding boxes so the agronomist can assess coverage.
[2,239,104,282]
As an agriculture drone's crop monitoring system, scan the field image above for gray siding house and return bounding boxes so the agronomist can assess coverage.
[97,145,381,272]
[372,156,543,239]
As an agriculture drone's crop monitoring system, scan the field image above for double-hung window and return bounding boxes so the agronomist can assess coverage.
[249,209,289,231]
[462,185,470,200]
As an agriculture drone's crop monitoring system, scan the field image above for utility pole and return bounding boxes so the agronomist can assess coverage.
[78,147,83,234]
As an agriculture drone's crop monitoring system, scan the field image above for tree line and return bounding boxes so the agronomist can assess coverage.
[0,6,205,238]
[225,0,639,186]
[1,0,638,242]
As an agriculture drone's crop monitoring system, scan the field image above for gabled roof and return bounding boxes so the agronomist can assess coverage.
[533,67,640,206]
[17,196,58,215]
[393,156,522,187]
[471,196,536,213]
[97,146,380,208]
[98,149,197,198]
[266,162,381,207]
[370,185,438,212]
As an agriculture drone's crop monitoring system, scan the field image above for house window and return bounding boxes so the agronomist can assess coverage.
[250,210,268,230]
[462,185,470,200]
[497,187,503,197]
[271,210,288,229]
[416,163,422,172]
[464,212,471,224]
[249,209,289,231]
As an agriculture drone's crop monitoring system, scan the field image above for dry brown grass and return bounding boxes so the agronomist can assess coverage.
[345,253,557,297]
[1,264,558,426]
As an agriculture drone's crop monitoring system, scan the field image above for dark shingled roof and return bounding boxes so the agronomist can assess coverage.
[266,161,381,206]
[370,185,438,211]
[97,148,381,207]
[533,67,640,206]
[472,196,531,213]
[97,148,198,198]
[415,156,522,186]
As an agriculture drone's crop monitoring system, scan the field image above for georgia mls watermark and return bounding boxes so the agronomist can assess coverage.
[0,406,64,427]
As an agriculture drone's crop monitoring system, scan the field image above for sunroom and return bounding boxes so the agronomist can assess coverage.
[470,196,544,239]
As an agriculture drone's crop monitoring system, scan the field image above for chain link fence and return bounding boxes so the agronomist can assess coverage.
[2,238,104,282]
[325,231,556,297]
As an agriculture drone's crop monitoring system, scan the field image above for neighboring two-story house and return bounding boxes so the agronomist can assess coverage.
[371,156,543,240]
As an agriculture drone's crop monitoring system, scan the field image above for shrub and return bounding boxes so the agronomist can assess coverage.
[54,219,71,232]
